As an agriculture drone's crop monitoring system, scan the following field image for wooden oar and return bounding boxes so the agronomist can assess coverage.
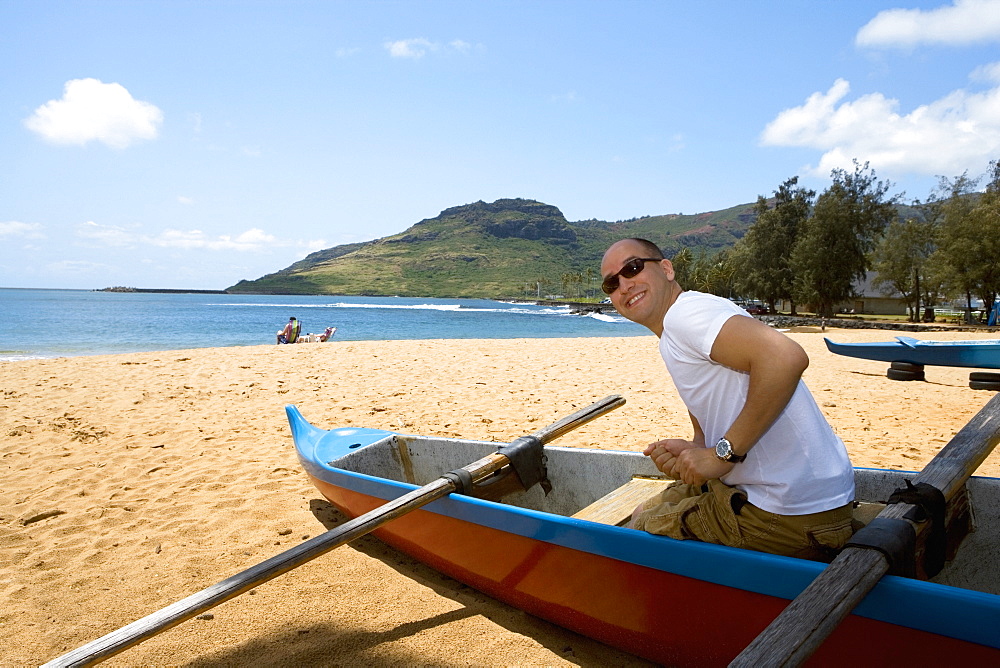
[731,391,1000,667]
[45,394,625,668]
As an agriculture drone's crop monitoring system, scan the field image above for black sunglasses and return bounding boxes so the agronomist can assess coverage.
[601,257,662,295]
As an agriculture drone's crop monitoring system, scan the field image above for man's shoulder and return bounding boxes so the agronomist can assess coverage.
[663,292,747,346]
[672,291,743,317]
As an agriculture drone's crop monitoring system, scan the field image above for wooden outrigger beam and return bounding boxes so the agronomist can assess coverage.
[731,391,1000,667]
[44,395,625,667]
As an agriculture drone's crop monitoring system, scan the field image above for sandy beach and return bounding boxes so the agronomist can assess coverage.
[3,328,999,666]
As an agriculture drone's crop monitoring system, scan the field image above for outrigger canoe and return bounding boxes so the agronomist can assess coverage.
[289,405,1000,666]
[825,336,1000,369]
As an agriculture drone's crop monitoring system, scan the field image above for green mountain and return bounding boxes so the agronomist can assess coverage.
[226,198,758,298]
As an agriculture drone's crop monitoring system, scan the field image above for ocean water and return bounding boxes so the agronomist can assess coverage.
[0,289,646,361]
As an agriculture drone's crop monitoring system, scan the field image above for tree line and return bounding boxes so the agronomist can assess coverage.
[674,159,1000,321]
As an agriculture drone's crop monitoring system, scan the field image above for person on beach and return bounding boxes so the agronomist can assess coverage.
[601,238,856,560]
[276,317,300,344]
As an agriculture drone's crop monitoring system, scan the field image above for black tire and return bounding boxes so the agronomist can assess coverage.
[969,372,1000,383]
[887,368,925,381]
[890,361,924,373]
[969,380,1000,391]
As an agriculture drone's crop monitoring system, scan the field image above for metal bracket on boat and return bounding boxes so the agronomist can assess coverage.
[844,517,916,578]
[497,435,552,495]
[845,480,948,578]
[889,480,948,577]
[441,468,474,494]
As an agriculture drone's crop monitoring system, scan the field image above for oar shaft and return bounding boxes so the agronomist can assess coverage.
[45,395,624,667]
[45,452,507,668]
[532,394,626,443]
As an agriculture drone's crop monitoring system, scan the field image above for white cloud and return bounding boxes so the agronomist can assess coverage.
[972,61,1000,83]
[231,228,276,245]
[24,78,163,148]
[0,221,44,238]
[76,220,138,247]
[72,220,325,254]
[45,260,114,275]
[385,38,437,58]
[177,195,195,205]
[760,77,1000,178]
[857,0,1000,49]
[550,91,579,103]
[384,38,476,58]
[150,227,277,251]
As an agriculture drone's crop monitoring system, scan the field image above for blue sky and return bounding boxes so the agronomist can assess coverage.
[3,0,1000,290]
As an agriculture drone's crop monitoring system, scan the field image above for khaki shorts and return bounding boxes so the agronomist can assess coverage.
[632,479,855,561]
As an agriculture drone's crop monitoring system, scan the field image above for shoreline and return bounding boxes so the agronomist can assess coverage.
[97,287,229,294]
[4,311,996,365]
[3,331,999,665]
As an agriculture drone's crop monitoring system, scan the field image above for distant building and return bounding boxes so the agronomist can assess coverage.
[774,272,907,315]
[839,272,908,316]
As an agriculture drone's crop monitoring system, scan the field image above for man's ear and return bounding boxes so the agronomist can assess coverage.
[660,258,675,281]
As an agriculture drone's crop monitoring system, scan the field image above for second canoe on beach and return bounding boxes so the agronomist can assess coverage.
[825,336,1000,369]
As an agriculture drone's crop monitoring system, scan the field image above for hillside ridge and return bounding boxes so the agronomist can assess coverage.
[226,198,758,297]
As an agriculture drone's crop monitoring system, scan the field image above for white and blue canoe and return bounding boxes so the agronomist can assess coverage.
[289,404,1000,666]
[825,336,1000,369]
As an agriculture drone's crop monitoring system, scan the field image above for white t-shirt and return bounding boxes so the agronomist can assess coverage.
[659,291,855,515]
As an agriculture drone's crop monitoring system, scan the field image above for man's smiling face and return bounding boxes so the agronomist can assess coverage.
[601,239,677,335]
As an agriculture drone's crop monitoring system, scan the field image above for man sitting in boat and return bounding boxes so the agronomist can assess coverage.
[276,317,300,344]
[600,238,855,560]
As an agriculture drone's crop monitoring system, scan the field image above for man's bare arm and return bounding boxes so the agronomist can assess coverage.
[708,314,808,457]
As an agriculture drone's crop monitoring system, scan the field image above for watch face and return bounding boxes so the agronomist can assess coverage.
[716,439,729,459]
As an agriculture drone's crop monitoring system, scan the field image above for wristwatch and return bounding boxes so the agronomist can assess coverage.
[715,437,746,463]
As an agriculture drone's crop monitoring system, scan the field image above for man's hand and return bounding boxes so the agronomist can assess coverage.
[643,439,698,479]
[674,447,734,486]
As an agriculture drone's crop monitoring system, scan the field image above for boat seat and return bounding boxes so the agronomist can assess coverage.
[852,501,886,527]
[571,476,672,526]
[572,480,893,533]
